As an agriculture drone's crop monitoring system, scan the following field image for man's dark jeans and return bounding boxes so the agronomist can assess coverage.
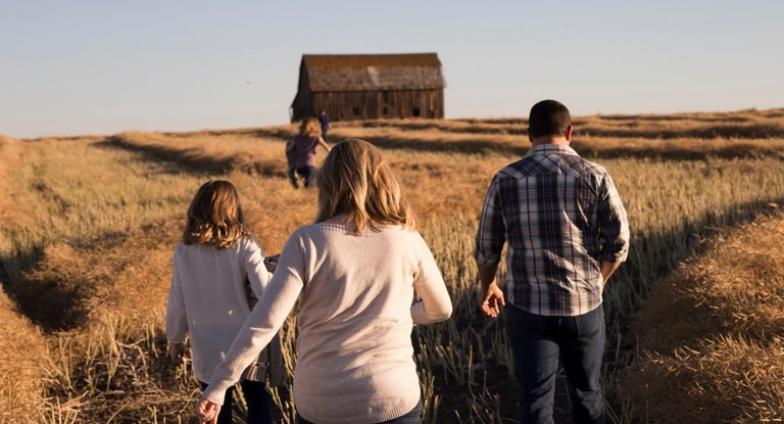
[506,305,606,424]
[199,380,273,424]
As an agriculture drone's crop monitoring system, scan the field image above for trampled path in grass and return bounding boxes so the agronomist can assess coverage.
[2,110,784,422]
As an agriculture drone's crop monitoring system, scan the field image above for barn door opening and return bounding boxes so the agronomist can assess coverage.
[382,91,391,118]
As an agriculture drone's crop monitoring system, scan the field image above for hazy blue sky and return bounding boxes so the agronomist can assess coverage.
[1,0,782,138]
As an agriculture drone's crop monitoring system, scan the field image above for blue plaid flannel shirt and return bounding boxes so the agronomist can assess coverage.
[476,144,630,316]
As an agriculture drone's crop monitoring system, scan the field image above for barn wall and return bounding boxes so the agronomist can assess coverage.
[291,90,315,121]
[305,89,444,121]
[291,66,316,122]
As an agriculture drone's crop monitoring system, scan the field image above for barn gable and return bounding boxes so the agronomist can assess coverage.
[302,53,444,92]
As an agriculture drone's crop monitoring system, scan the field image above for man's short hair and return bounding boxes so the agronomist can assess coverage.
[528,100,572,138]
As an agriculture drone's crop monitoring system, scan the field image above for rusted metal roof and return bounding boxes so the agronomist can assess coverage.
[301,53,444,92]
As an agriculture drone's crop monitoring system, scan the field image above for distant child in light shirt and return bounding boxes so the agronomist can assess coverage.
[166,180,281,424]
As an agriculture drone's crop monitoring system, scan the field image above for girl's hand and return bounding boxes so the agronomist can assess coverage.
[198,399,220,424]
[264,255,280,272]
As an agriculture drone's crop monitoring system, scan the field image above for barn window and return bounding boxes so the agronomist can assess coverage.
[413,107,421,117]
[353,106,360,116]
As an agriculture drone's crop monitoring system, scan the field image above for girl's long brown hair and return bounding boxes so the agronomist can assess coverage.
[183,180,249,249]
[315,139,414,233]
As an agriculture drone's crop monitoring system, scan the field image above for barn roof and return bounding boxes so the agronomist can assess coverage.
[301,53,444,92]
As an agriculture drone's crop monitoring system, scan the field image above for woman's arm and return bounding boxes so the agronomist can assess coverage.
[200,233,306,406]
[411,235,453,325]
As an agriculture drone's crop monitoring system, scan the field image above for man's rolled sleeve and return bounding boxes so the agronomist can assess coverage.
[597,173,630,263]
[475,176,506,265]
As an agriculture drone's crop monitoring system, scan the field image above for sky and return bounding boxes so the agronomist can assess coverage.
[1,0,782,138]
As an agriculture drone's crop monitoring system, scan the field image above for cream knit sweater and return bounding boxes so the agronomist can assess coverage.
[202,222,453,423]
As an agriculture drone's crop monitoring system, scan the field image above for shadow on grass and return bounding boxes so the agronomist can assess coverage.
[0,230,133,333]
[256,128,784,162]
[95,136,288,178]
[354,119,784,140]
[1,242,88,332]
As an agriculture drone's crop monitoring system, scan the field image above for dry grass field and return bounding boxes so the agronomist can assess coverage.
[1,109,784,423]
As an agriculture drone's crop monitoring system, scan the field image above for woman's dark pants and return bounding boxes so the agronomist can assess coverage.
[199,380,274,424]
[505,305,606,424]
[296,399,422,424]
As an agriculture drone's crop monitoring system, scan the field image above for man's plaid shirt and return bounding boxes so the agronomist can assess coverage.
[476,144,630,317]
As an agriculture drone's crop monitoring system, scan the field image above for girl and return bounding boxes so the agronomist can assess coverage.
[167,180,279,424]
[286,117,331,188]
[199,140,453,424]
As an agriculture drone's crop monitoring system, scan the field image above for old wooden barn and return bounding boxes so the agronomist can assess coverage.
[290,53,445,122]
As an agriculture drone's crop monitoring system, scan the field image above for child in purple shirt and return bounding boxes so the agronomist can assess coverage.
[286,117,331,188]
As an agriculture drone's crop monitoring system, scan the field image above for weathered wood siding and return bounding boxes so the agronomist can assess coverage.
[307,89,443,121]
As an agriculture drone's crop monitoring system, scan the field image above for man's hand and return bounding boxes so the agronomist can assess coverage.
[477,262,505,318]
[600,260,622,283]
[264,255,280,273]
[198,399,220,424]
[168,342,184,364]
[480,282,506,318]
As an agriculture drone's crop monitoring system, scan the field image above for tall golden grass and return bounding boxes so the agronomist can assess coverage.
[0,136,48,424]
[620,211,784,422]
[0,290,48,424]
[1,109,784,422]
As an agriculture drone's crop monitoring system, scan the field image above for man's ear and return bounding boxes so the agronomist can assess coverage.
[528,128,534,144]
[564,125,573,141]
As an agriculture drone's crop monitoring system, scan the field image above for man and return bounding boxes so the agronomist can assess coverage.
[319,110,330,141]
[475,100,630,423]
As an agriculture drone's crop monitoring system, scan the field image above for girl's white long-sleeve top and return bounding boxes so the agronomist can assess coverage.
[166,237,272,382]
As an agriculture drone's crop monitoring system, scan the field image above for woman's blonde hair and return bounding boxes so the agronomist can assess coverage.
[183,180,249,249]
[316,139,414,233]
[299,117,322,138]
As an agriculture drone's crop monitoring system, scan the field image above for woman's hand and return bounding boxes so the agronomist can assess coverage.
[198,399,221,424]
[480,282,506,318]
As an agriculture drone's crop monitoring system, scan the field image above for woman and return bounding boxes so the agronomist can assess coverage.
[200,140,453,424]
[167,180,279,424]
[286,117,331,188]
